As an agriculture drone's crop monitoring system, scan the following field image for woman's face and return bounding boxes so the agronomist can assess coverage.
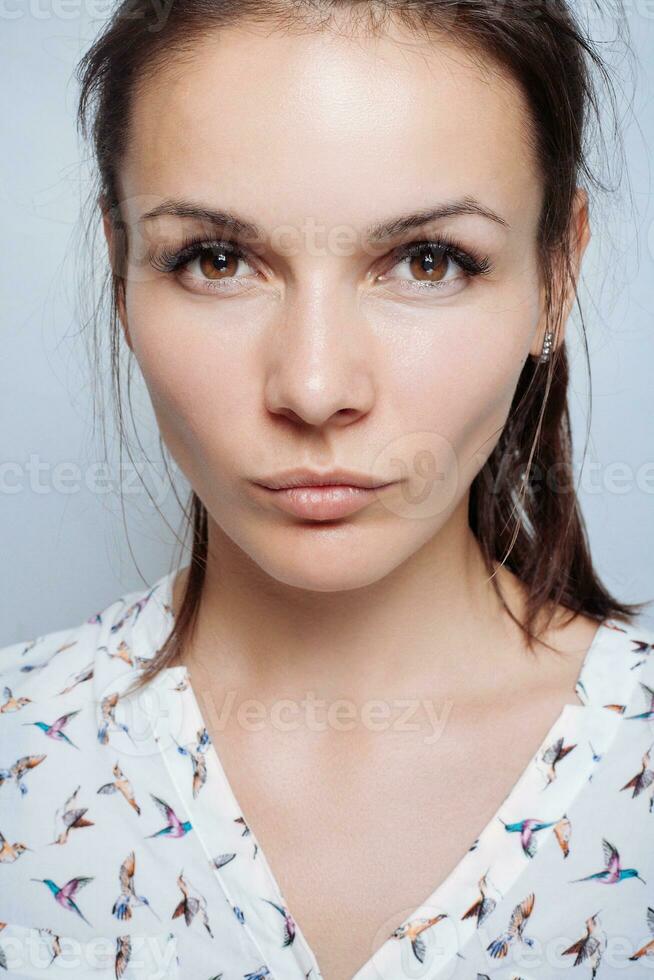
[110,19,583,592]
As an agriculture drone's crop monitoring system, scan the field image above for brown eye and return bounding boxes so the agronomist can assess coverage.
[406,246,448,283]
[379,242,460,290]
[198,247,240,280]
[151,238,261,294]
[375,237,491,296]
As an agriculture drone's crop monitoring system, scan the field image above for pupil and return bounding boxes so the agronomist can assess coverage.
[199,248,236,279]
[410,247,445,281]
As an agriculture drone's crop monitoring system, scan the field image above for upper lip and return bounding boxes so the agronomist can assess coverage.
[257,468,393,490]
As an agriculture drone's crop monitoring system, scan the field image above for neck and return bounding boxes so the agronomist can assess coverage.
[170,501,544,705]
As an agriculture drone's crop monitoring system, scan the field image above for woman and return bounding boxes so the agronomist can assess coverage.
[1,1,652,978]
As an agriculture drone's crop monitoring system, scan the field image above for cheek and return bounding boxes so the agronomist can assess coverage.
[123,286,254,484]
[387,288,539,471]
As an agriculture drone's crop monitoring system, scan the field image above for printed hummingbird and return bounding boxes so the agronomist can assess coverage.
[261,897,296,947]
[57,662,94,696]
[49,784,94,845]
[538,736,576,788]
[145,793,192,839]
[561,910,605,977]
[628,905,654,960]
[460,869,500,927]
[0,686,32,713]
[0,828,33,863]
[389,913,449,963]
[235,815,258,858]
[499,816,556,858]
[625,682,654,721]
[172,871,213,936]
[99,642,133,667]
[99,642,151,670]
[115,935,132,979]
[0,753,46,795]
[620,742,654,805]
[173,726,210,797]
[37,928,62,966]
[112,850,161,921]
[20,638,39,657]
[97,691,138,746]
[553,814,572,857]
[486,893,535,959]
[22,709,81,748]
[211,852,237,870]
[97,760,142,815]
[576,678,589,701]
[20,640,77,674]
[588,741,602,780]
[110,588,157,633]
[30,875,94,926]
[570,838,646,884]
[630,638,654,670]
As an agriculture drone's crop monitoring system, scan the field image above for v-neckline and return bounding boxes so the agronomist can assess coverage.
[137,569,633,980]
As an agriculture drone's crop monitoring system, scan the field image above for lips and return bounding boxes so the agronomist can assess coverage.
[253,481,393,520]
[257,468,391,490]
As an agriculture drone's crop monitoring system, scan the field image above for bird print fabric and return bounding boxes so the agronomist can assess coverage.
[2,568,654,979]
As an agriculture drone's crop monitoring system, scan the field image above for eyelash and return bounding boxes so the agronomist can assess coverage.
[150,232,493,294]
[386,235,493,289]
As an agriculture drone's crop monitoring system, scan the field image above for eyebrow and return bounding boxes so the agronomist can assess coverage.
[366,198,510,240]
[138,196,510,241]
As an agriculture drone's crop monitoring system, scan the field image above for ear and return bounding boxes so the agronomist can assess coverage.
[100,194,133,353]
[530,187,591,360]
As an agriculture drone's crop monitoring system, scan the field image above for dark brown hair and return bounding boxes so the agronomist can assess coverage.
[75,0,650,697]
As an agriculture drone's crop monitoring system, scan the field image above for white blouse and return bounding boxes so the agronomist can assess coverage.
[2,568,654,979]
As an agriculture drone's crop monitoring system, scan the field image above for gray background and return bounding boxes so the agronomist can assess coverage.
[1,1,653,643]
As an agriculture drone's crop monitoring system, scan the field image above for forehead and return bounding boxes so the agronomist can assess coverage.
[120,21,542,234]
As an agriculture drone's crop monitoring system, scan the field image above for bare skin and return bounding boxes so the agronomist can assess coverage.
[104,13,595,979]
[167,565,601,980]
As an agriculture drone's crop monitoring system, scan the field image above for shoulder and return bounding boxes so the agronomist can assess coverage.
[0,592,124,709]
[0,571,177,817]
[532,608,654,713]
[616,617,654,717]
[0,571,176,711]
[583,616,654,716]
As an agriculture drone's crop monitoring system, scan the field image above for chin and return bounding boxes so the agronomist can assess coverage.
[247,529,409,594]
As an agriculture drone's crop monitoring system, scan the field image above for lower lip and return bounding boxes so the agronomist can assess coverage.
[256,484,391,520]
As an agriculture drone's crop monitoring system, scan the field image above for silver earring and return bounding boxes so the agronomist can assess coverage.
[539,330,555,363]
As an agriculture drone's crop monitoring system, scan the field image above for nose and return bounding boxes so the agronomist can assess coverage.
[263,285,376,428]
